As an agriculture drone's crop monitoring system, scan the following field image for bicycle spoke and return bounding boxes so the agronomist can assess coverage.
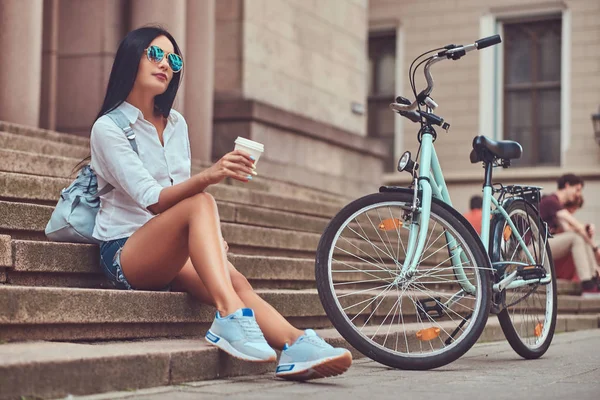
[324,200,487,361]
[500,206,553,351]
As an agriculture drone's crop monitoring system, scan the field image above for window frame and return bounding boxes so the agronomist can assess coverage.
[478,6,571,168]
[367,29,397,172]
[502,16,562,166]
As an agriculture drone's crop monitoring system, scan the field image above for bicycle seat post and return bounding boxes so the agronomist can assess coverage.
[481,160,494,250]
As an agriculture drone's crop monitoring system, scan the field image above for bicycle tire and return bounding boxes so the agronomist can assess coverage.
[315,191,492,370]
[494,199,557,359]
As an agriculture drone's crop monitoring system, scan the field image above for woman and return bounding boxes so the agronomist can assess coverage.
[553,196,600,287]
[90,26,352,380]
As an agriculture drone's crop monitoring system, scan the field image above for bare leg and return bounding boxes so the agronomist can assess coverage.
[549,231,596,281]
[171,259,303,350]
[227,261,304,349]
[119,193,245,315]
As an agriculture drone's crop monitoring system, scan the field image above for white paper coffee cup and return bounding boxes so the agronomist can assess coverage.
[234,137,264,165]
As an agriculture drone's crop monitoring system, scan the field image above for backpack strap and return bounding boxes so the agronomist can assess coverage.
[106,109,139,154]
[96,183,115,197]
[95,108,140,197]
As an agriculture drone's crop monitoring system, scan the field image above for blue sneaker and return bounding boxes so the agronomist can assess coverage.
[205,308,276,362]
[276,329,352,380]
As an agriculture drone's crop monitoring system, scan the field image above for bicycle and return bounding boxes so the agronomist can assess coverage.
[315,34,556,370]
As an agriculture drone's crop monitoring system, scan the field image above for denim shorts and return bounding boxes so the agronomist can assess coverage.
[99,237,134,290]
[99,237,172,291]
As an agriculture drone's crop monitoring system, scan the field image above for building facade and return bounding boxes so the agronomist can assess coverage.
[0,0,384,198]
[0,0,598,221]
[370,0,600,227]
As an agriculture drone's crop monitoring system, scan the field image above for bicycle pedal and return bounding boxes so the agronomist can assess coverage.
[417,298,444,320]
[516,265,546,280]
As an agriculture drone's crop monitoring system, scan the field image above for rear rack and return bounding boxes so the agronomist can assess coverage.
[493,184,543,206]
[491,183,551,309]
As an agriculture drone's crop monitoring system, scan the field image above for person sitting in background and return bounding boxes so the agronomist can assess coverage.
[564,196,584,216]
[539,174,600,297]
[464,195,483,235]
[554,196,599,280]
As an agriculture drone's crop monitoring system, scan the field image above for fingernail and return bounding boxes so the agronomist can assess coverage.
[251,170,258,176]
[251,164,257,170]
[250,156,256,161]
[247,175,253,180]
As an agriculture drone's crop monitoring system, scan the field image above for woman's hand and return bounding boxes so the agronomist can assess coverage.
[203,150,256,185]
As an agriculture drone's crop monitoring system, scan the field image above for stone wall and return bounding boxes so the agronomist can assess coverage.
[212,99,385,197]
[216,0,368,136]
[371,0,600,225]
[214,0,383,197]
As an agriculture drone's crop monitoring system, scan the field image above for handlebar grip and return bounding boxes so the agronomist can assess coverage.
[476,34,501,50]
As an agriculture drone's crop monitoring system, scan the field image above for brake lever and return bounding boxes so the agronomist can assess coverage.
[398,110,421,123]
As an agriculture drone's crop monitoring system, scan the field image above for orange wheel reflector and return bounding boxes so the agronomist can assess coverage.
[534,323,544,337]
[379,218,402,231]
[416,327,440,341]
[503,226,512,241]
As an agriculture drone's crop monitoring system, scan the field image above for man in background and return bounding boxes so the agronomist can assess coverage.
[540,174,600,297]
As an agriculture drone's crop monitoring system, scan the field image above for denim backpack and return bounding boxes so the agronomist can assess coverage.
[45,109,138,244]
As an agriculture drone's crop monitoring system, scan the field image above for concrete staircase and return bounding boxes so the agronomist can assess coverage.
[0,120,598,399]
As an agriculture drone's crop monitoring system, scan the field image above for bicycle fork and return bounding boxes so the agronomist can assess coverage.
[395,132,477,296]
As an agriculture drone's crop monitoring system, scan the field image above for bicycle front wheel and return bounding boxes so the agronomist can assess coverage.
[494,199,557,359]
[315,192,492,370]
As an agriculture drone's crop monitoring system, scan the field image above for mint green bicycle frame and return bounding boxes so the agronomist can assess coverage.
[398,131,551,295]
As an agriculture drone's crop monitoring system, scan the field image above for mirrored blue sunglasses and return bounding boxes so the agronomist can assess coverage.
[145,45,183,73]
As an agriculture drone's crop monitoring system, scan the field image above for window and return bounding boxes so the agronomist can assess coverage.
[503,17,562,166]
[368,30,396,172]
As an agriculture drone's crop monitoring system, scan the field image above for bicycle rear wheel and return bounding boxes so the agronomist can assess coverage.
[493,199,557,359]
[315,191,492,370]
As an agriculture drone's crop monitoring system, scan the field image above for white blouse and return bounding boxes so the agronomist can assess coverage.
[90,101,191,241]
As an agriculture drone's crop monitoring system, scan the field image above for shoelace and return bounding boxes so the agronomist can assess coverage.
[237,317,265,340]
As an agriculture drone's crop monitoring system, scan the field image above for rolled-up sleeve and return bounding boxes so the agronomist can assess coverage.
[90,120,164,209]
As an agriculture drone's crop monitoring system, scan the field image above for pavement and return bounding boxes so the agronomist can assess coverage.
[65,329,600,400]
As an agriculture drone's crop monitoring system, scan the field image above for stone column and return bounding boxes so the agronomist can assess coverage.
[130,0,187,112]
[40,0,59,130]
[0,0,43,126]
[55,0,126,136]
[184,0,215,162]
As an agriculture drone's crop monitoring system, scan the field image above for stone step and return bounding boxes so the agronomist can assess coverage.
[6,240,319,289]
[0,146,223,185]
[0,120,90,147]
[0,148,81,179]
[0,146,347,205]
[0,286,338,342]
[556,279,583,295]
[0,119,349,204]
[0,199,331,239]
[2,315,598,400]
[2,235,585,297]
[0,171,344,218]
[3,230,449,284]
[6,222,324,258]
[0,130,89,159]
[3,240,447,291]
[1,284,598,342]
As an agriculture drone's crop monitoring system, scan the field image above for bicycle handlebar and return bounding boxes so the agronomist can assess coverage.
[476,34,502,50]
[390,35,502,113]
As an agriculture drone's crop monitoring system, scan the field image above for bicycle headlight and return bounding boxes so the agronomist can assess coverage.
[398,151,412,172]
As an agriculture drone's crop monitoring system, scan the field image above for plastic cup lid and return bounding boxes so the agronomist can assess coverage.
[235,137,264,152]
